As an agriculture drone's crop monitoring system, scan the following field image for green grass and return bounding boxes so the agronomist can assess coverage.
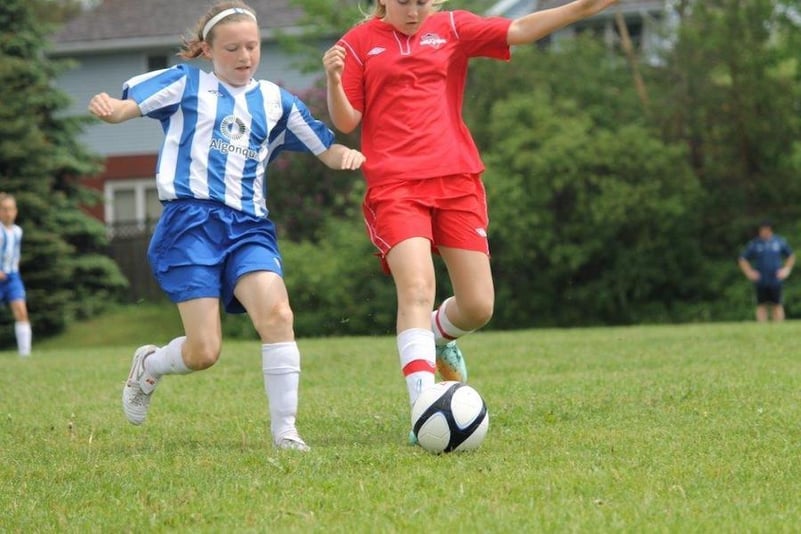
[36,301,184,350]
[3,318,801,532]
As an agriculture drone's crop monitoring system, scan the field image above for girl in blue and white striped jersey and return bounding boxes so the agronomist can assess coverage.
[88,1,365,452]
[0,193,31,357]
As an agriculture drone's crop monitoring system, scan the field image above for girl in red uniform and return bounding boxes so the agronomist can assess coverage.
[323,0,618,441]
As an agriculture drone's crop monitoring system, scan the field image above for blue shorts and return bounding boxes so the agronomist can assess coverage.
[147,199,283,314]
[0,272,26,303]
[755,284,782,305]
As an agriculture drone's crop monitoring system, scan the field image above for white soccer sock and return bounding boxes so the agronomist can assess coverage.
[398,328,436,406]
[14,321,31,356]
[144,336,192,377]
[431,297,472,346]
[262,342,301,441]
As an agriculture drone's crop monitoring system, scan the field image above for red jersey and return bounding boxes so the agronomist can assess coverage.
[339,10,512,187]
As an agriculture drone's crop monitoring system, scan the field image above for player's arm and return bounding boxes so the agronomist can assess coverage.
[88,92,141,124]
[779,253,795,280]
[323,45,363,134]
[507,0,619,46]
[316,143,366,171]
[738,256,760,282]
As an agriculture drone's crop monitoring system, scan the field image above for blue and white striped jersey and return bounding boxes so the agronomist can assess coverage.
[122,64,335,217]
[0,224,22,274]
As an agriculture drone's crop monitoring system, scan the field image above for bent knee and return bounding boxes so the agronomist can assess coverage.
[184,342,221,370]
[459,298,494,329]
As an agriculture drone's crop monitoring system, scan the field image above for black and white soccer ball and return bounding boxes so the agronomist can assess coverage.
[411,381,489,453]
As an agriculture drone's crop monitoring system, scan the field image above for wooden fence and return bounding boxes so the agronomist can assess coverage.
[107,222,162,302]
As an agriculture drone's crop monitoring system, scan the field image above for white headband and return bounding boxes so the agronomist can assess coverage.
[202,7,258,40]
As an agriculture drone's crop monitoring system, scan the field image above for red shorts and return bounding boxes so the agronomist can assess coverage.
[362,174,490,271]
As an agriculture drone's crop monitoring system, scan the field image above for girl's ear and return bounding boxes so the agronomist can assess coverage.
[200,41,212,60]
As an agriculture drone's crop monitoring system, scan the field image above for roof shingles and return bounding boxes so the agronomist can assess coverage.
[54,0,304,44]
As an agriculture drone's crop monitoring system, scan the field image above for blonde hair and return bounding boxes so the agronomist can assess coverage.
[179,1,257,59]
[362,0,449,22]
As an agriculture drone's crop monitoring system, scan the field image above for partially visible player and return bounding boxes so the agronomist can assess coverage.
[0,193,32,357]
[323,0,619,442]
[88,1,365,451]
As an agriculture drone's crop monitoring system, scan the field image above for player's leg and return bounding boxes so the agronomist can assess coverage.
[235,271,309,451]
[437,248,494,332]
[123,201,224,424]
[770,285,785,321]
[122,297,219,425]
[386,237,438,445]
[386,237,439,407]
[7,275,31,356]
[429,174,494,382]
[9,299,31,356]
[754,286,769,322]
[364,186,439,407]
[434,248,494,382]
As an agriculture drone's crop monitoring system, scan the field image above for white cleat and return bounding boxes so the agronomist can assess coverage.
[274,431,310,452]
[122,345,160,425]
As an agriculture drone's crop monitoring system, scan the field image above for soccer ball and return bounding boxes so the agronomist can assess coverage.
[411,381,489,453]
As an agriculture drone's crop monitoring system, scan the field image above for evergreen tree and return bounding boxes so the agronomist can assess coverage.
[0,0,128,345]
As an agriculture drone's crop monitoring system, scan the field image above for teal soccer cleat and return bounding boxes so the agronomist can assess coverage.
[435,341,468,383]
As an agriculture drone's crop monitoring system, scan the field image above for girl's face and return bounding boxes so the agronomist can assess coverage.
[0,199,17,227]
[382,0,435,35]
[203,19,261,87]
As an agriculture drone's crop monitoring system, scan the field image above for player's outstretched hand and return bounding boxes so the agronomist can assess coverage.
[88,92,116,119]
[88,93,140,124]
[340,148,366,171]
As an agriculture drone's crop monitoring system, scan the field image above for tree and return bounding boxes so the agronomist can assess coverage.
[643,0,801,318]
[471,41,704,326]
[653,0,801,248]
[0,0,128,345]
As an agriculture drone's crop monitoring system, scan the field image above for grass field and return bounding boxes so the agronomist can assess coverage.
[3,312,801,532]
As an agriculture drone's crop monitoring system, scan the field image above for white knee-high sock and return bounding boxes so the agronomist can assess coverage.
[431,297,472,347]
[262,342,301,441]
[15,321,31,356]
[397,328,436,407]
[143,337,192,377]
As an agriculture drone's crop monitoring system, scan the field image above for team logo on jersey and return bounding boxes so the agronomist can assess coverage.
[475,227,487,238]
[419,33,447,49]
[220,115,247,141]
[211,114,258,159]
[367,47,386,56]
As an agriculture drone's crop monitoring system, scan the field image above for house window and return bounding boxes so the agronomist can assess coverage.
[147,54,168,71]
[105,179,162,238]
[614,17,644,49]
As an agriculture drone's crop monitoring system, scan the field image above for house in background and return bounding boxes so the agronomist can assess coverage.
[488,0,670,59]
[49,0,325,237]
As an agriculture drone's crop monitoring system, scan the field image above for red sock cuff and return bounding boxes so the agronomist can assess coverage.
[433,308,457,341]
[402,359,436,376]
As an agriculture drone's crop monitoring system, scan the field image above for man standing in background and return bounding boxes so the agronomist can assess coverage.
[739,220,795,322]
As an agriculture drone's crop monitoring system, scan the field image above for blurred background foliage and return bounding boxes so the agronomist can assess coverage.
[2,0,801,344]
